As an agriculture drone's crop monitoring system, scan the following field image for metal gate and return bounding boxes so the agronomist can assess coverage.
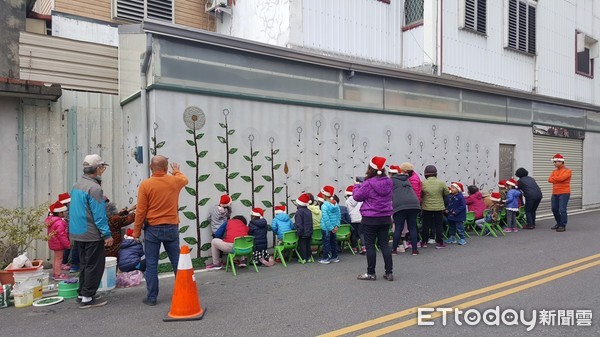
[532,135,583,213]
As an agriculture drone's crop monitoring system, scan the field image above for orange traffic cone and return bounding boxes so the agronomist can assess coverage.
[163,245,206,322]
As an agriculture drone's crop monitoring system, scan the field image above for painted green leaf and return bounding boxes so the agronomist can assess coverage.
[228,129,235,135]
[228,148,238,154]
[201,243,211,251]
[214,161,227,169]
[240,199,252,207]
[200,220,210,228]
[262,175,273,182]
[253,165,262,171]
[214,183,227,192]
[198,197,210,206]
[273,163,281,170]
[159,251,168,260]
[254,185,264,193]
[198,150,208,158]
[274,186,284,194]
[185,186,197,196]
[183,211,197,220]
[243,155,252,162]
[280,201,287,206]
[150,149,156,155]
[262,200,273,208]
[156,141,165,148]
[217,136,227,144]
[178,206,187,211]
[183,237,198,245]
[231,192,241,201]
[265,156,272,162]
[151,136,156,142]
[273,149,280,155]
[186,160,197,168]
[196,133,204,140]
[179,225,189,233]
[219,123,226,128]
[252,151,259,157]
[240,175,252,182]
[186,129,194,135]
[186,140,195,146]
[198,174,210,182]
[228,172,239,179]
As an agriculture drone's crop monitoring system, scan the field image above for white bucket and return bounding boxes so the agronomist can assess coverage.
[13,287,34,308]
[98,257,117,292]
[13,271,44,299]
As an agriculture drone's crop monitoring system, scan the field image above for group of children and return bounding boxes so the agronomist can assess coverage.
[45,193,145,281]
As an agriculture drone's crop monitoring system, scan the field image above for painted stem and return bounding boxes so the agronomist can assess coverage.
[224,115,230,194]
[193,127,201,256]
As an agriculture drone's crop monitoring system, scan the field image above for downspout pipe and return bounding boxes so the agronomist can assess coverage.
[140,32,152,178]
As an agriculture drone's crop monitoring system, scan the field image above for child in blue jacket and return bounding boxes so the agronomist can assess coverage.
[445,182,467,245]
[271,205,293,243]
[118,229,146,272]
[319,185,341,264]
[504,179,522,232]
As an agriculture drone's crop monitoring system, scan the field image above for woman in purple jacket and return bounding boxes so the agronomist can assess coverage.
[352,156,394,281]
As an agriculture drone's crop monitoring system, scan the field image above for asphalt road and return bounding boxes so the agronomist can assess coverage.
[2,210,599,337]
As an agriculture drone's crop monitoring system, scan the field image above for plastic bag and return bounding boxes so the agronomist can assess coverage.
[0,284,12,308]
[116,270,143,288]
[11,253,32,269]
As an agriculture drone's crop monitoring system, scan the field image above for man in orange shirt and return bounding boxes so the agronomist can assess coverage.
[548,153,572,232]
[134,155,188,305]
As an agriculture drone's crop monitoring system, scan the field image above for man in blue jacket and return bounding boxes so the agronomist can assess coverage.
[70,154,113,308]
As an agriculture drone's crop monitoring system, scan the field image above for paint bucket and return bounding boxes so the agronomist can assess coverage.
[57,281,79,299]
[13,271,44,299]
[13,287,34,308]
[98,257,117,292]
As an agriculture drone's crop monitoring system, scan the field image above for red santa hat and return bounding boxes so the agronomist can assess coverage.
[369,156,386,175]
[497,180,507,188]
[126,229,134,237]
[345,185,354,196]
[58,193,71,204]
[296,193,312,206]
[552,153,565,162]
[321,185,335,197]
[506,178,518,187]
[49,201,67,213]
[389,165,401,174]
[490,192,502,202]
[274,205,286,214]
[251,207,264,218]
[316,192,325,203]
[219,194,231,207]
[450,182,464,193]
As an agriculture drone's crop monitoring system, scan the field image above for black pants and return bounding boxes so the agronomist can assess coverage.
[363,224,393,276]
[525,197,542,227]
[77,241,105,298]
[298,237,312,261]
[421,210,444,244]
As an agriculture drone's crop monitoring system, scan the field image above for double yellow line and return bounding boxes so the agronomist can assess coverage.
[319,253,600,337]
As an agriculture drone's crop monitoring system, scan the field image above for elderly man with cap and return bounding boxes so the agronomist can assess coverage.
[69,154,113,308]
[548,153,572,232]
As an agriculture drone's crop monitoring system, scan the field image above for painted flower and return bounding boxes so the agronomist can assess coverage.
[183,106,206,130]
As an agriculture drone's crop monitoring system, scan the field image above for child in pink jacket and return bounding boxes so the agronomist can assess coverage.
[46,201,71,280]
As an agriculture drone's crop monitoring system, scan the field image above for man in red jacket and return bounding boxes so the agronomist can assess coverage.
[205,215,249,270]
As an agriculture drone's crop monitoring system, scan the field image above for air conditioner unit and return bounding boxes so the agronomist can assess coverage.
[205,0,227,12]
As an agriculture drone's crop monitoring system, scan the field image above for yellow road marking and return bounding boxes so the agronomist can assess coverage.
[318,253,600,337]
[360,259,600,336]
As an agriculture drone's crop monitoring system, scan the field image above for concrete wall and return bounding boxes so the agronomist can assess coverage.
[124,90,533,256]
[0,97,20,209]
[583,132,600,208]
[0,0,26,78]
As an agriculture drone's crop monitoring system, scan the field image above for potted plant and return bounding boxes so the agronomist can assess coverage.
[0,204,49,284]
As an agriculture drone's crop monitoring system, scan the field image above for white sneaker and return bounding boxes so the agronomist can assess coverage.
[397,245,406,253]
[428,239,436,244]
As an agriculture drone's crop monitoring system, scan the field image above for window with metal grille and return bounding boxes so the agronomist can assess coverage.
[462,0,486,34]
[506,0,536,55]
[114,0,173,23]
[404,0,424,27]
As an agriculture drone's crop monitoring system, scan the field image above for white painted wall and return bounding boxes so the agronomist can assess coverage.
[0,98,20,209]
[583,132,600,208]
[124,90,533,256]
[52,13,119,46]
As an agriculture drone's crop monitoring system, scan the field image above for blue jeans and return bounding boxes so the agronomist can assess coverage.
[144,224,180,301]
[392,209,420,250]
[551,194,570,227]
[448,220,466,239]
[321,230,338,260]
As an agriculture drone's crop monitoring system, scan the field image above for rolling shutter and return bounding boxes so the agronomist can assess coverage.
[532,135,583,213]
